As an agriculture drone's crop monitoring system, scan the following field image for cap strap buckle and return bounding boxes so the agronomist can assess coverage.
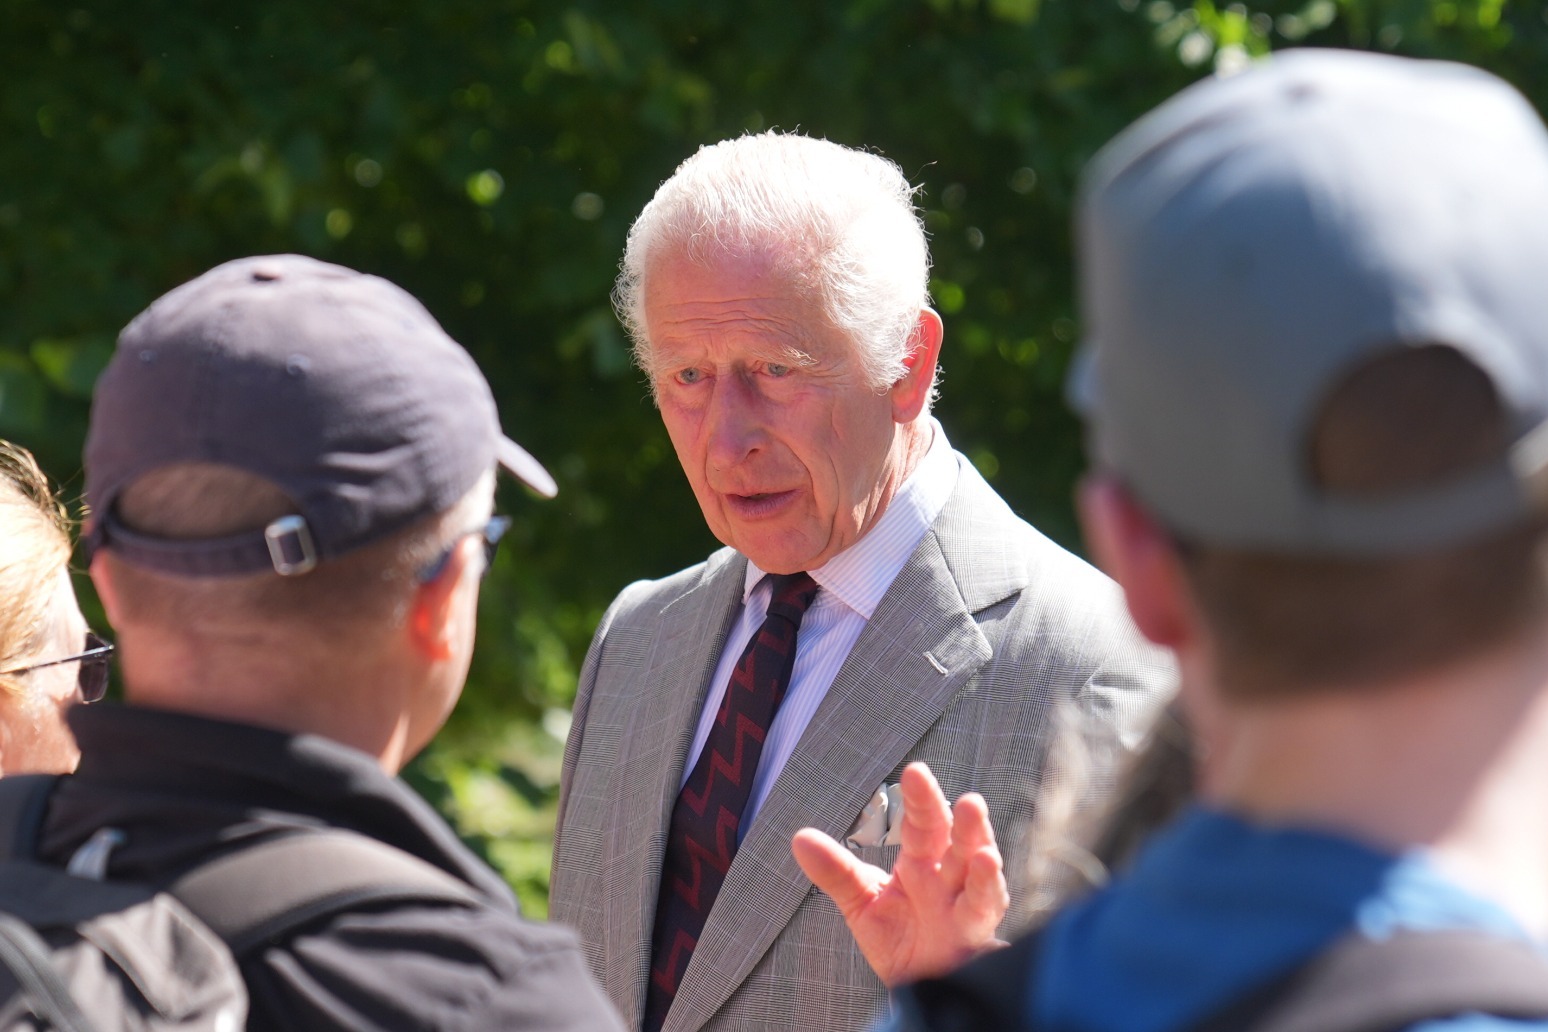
[264,515,318,576]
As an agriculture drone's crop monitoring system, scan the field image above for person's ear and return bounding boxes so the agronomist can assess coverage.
[406,540,473,662]
[889,308,944,424]
[1077,474,1195,650]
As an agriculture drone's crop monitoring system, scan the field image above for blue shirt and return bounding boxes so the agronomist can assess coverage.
[877,806,1548,1031]
[1033,807,1547,1032]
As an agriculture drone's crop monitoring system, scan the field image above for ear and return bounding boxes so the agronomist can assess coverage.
[89,553,122,627]
[406,541,473,662]
[889,307,944,424]
[1077,474,1196,650]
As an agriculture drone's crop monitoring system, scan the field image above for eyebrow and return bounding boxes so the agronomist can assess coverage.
[656,341,819,371]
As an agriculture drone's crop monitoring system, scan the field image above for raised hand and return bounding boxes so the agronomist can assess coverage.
[791,761,1009,987]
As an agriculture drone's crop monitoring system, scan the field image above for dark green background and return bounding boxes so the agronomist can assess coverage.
[2,0,1538,911]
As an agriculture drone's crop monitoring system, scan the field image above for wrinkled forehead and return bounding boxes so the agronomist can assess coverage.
[641,248,849,356]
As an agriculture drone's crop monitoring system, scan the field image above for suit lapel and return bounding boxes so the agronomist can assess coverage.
[601,550,746,1025]
[665,460,1025,1032]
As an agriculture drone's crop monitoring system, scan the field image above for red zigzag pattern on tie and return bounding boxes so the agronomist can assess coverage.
[670,806,742,909]
[651,929,698,994]
[643,572,818,1032]
[678,712,769,816]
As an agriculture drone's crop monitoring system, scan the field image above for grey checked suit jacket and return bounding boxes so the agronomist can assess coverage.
[551,455,1172,1032]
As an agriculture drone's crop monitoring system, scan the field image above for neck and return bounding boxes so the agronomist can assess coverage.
[1201,633,1548,935]
[115,628,415,773]
[882,416,934,503]
[835,418,934,566]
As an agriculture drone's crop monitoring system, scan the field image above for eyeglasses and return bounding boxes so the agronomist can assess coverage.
[415,515,512,584]
[0,632,114,704]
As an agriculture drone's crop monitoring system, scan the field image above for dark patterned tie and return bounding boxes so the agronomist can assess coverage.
[643,571,820,1032]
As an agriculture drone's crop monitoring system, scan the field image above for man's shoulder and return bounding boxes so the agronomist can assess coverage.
[244,892,626,1030]
[933,455,1135,630]
[39,770,625,1029]
[600,546,744,624]
[935,453,1110,586]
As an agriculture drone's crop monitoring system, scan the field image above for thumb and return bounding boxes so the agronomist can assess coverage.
[792,827,882,913]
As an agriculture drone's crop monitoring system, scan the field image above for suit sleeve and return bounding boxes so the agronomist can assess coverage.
[553,582,638,860]
[1072,622,1176,762]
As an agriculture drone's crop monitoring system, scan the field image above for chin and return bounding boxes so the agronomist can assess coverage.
[744,549,822,576]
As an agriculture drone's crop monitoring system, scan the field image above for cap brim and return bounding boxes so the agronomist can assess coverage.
[497,436,559,498]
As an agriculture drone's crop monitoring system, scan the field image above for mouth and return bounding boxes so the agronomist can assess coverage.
[723,490,797,519]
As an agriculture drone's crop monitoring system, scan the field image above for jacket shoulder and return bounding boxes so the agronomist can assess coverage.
[935,455,1132,622]
[596,547,742,630]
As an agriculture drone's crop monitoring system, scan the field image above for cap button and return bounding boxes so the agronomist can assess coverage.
[251,263,284,282]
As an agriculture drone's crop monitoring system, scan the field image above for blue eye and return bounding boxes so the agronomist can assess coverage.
[766,363,791,377]
[676,368,703,385]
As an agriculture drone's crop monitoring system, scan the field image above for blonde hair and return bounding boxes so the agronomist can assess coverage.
[0,443,73,700]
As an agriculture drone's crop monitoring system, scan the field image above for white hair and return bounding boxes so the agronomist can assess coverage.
[614,131,934,397]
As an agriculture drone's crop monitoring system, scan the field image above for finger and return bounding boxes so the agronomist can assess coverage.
[954,848,1010,942]
[927,791,994,894]
[792,827,886,915]
[896,761,953,859]
[949,792,997,858]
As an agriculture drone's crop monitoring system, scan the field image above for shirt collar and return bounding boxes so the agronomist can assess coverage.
[742,419,958,619]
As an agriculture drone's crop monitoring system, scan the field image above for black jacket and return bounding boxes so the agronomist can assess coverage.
[39,704,625,1032]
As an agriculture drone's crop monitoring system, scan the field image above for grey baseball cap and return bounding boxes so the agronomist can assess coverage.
[1070,49,1548,556]
[85,254,557,577]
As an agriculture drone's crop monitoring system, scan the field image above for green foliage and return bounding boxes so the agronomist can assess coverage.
[3,0,1544,903]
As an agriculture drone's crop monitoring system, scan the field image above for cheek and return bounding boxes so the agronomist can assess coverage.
[668,436,719,507]
[0,692,78,775]
[21,666,79,711]
[814,411,892,497]
[661,407,708,472]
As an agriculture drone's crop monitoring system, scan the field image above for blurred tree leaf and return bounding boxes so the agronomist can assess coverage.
[30,336,113,399]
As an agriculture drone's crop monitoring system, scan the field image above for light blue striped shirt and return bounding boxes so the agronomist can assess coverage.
[680,420,960,826]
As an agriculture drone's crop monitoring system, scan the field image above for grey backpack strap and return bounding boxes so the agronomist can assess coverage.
[0,910,101,1032]
[169,829,482,959]
[0,774,62,863]
[1191,929,1548,1032]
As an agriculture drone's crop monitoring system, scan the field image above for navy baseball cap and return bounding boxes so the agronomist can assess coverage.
[85,254,557,577]
[1070,50,1548,556]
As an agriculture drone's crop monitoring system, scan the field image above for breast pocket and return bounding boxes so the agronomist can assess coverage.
[846,842,901,874]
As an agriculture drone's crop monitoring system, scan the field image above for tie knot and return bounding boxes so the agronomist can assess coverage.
[766,572,819,621]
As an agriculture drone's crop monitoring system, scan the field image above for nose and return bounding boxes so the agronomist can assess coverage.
[704,372,767,471]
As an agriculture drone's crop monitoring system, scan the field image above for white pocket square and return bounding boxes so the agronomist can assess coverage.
[845,783,905,849]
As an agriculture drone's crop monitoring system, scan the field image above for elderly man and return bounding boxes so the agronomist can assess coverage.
[890,50,1548,1031]
[550,132,1171,1032]
[16,256,626,1031]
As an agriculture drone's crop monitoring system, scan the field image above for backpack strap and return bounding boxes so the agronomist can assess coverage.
[0,774,62,863]
[1190,929,1548,1032]
[169,828,483,959]
[889,929,1044,1032]
[0,910,101,1032]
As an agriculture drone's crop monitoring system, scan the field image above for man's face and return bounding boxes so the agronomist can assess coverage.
[645,252,912,574]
